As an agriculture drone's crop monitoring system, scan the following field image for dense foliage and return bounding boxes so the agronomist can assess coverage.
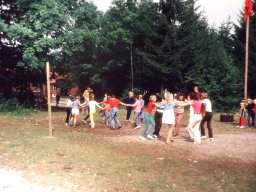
[1,0,255,111]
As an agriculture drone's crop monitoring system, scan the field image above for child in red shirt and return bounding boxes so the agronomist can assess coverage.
[140,95,157,140]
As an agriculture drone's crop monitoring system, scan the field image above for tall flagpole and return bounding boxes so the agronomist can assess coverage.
[244,17,250,102]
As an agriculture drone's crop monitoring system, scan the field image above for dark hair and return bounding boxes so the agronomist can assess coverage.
[190,92,199,101]
[156,94,163,102]
[177,92,185,101]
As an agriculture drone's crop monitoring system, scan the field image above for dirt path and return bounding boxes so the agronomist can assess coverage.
[0,168,65,192]
[111,128,256,162]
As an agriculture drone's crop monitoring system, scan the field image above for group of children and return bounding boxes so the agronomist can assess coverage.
[64,86,216,145]
[139,86,213,144]
[239,98,256,128]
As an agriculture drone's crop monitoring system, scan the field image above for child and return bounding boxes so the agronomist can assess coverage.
[187,92,203,144]
[138,95,145,125]
[173,93,186,137]
[245,98,255,128]
[82,89,90,124]
[102,95,111,125]
[140,95,160,140]
[70,96,82,128]
[65,95,73,126]
[162,93,177,144]
[125,95,143,129]
[109,95,123,129]
[200,92,214,140]
[82,94,104,128]
[239,101,246,128]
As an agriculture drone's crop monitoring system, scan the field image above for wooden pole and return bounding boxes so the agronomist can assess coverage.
[46,62,53,137]
[244,17,250,102]
[130,42,134,92]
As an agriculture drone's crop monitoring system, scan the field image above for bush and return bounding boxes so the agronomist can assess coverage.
[0,97,36,116]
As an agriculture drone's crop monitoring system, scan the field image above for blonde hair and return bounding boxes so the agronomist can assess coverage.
[165,93,174,103]
[149,95,156,102]
[83,90,90,100]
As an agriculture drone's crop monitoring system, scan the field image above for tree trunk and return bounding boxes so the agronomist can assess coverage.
[130,42,134,92]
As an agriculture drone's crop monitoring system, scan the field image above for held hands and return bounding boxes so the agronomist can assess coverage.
[120,102,128,106]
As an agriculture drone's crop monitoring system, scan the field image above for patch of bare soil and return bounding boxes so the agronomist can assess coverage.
[97,122,256,163]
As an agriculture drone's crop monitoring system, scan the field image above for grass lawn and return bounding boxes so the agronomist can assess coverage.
[0,108,255,191]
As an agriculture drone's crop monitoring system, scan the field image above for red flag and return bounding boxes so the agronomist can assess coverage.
[244,0,253,21]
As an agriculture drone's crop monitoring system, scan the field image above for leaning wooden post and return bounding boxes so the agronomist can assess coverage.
[46,61,53,136]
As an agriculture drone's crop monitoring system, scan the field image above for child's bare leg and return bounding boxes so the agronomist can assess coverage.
[166,125,174,144]
[73,115,77,127]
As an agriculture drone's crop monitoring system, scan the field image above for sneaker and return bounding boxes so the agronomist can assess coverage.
[82,120,87,124]
[153,135,158,138]
[239,126,244,129]
[201,136,207,139]
[140,136,146,140]
[65,123,68,126]
[147,135,154,140]
[134,125,141,129]
[208,138,214,141]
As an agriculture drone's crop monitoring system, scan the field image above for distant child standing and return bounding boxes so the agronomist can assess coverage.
[245,98,255,128]
[239,101,246,128]
[56,92,61,107]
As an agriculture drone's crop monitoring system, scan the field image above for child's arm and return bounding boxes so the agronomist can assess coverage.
[96,102,104,110]
[120,102,126,106]
[80,101,88,107]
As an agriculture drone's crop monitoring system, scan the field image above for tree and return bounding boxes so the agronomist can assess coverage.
[233,1,256,98]
[176,0,242,110]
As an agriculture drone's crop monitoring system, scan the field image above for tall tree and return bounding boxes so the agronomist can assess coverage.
[233,1,256,98]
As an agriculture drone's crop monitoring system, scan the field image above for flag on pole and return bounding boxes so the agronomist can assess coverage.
[244,0,253,21]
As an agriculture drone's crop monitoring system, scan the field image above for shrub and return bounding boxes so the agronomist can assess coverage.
[0,97,36,116]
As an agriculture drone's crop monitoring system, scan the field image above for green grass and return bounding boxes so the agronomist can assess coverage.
[0,110,255,191]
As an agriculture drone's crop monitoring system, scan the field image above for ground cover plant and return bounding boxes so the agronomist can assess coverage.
[0,108,256,191]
